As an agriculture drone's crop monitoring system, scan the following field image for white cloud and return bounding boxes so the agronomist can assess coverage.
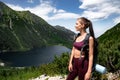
[57,9,65,13]
[81,11,108,20]
[79,0,120,20]
[26,1,54,20]
[113,16,120,24]
[6,0,80,21]
[79,0,105,9]
[6,4,25,11]
[48,12,79,20]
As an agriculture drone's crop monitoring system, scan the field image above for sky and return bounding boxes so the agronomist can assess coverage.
[0,0,120,37]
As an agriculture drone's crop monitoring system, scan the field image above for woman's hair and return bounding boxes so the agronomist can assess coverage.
[77,17,95,39]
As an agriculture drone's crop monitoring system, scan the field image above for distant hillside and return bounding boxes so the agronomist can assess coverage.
[98,23,120,72]
[54,25,75,39]
[0,1,75,52]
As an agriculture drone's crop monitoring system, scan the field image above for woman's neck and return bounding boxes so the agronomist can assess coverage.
[80,30,86,36]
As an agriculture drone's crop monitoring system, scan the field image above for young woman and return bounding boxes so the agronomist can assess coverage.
[66,17,95,80]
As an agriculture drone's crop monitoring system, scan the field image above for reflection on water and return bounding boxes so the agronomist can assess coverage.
[0,45,71,67]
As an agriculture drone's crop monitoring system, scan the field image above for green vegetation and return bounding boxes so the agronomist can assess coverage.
[39,53,70,75]
[98,23,120,72]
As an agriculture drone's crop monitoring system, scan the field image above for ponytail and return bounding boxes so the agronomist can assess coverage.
[88,20,95,39]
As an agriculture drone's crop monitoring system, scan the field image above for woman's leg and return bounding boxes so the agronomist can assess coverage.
[78,58,88,80]
[66,69,78,80]
[66,58,79,80]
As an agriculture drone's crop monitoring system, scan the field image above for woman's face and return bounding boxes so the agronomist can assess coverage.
[75,19,84,31]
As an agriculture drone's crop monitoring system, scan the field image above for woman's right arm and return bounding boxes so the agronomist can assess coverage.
[68,47,75,72]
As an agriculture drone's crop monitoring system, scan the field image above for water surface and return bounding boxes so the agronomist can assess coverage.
[0,45,71,67]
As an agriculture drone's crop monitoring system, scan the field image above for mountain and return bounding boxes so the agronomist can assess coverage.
[54,25,75,38]
[0,1,75,52]
[98,23,120,72]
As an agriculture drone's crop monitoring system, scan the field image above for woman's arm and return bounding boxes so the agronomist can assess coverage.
[85,36,94,80]
[69,47,75,64]
[68,47,75,72]
[87,36,94,73]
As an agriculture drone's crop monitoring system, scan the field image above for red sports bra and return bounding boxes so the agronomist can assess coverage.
[73,41,84,50]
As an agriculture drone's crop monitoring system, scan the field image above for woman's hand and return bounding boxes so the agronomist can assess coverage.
[68,63,73,72]
[84,72,91,80]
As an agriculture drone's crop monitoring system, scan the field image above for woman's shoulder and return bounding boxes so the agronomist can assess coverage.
[89,36,94,44]
[86,33,94,40]
[89,36,94,40]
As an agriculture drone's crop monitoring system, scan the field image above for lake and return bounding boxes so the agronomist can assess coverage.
[0,45,71,67]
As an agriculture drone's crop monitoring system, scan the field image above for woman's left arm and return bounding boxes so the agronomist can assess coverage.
[85,36,94,80]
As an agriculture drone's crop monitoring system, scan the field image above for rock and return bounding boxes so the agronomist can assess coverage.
[0,62,5,66]
[29,74,67,80]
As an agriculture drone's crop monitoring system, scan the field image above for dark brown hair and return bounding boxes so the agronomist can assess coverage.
[77,17,95,39]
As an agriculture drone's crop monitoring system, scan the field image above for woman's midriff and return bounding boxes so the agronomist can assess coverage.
[73,48,85,58]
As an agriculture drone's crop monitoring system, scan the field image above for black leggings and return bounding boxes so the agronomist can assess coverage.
[66,57,88,80]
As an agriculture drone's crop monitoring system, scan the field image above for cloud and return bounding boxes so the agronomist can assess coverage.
[26,1,54,20]
[48,12,79,20]
[81,11,108,21]
[6,0,80,21]
[79,0,105,9]
[79,0,120,20]
[6,4,25,11]
[113,16,120,24]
